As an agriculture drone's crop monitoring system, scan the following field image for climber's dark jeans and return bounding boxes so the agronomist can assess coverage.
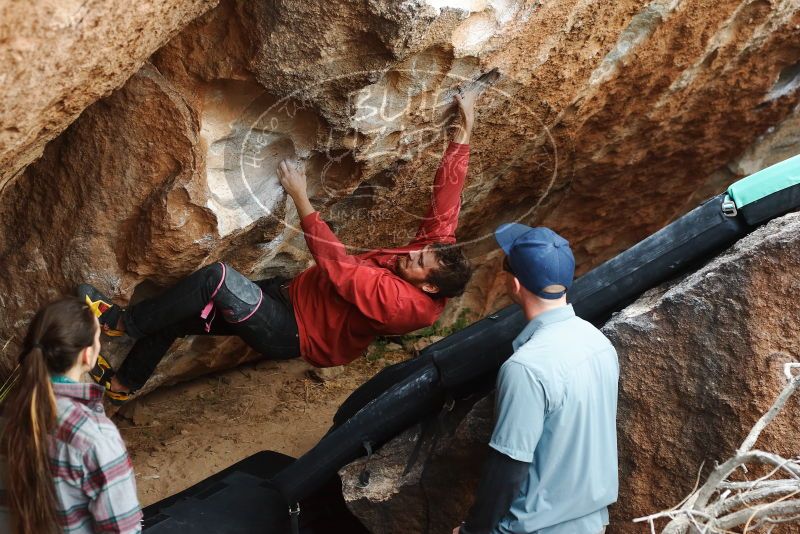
[116,264,301,391]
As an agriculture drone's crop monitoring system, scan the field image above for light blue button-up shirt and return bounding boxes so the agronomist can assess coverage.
[490,305,619,534]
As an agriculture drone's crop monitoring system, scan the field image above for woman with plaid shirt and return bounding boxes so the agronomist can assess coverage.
[0,297,141,533]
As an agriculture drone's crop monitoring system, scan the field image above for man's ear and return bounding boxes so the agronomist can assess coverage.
[510,276,522,296]
[421,282,440,295]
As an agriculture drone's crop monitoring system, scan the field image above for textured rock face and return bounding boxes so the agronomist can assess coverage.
[339,212,800,532]
[2,0,800,391]
[340,396,494,534]
[0,0,219,193]
[605,212,800,529]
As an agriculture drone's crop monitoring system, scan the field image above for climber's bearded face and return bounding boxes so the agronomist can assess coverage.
[396,245,441,293]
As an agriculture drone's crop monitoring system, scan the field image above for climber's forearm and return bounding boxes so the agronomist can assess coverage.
[291,192,316,219]
[452,120,473,144]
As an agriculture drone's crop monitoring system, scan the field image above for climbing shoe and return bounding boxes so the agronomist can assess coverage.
[89,353,115,389]
[105,388,132,406]
[78,284,125,337]
[89,354,131,406]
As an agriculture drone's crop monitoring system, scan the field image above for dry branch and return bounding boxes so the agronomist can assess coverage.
[634,361,800,533]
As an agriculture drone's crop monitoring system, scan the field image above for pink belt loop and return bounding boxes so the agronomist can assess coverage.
[201,262,226,331]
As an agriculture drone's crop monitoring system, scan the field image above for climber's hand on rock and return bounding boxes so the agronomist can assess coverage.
[278,159,307,200]
[453,89,477,144]
[278,159,316,218]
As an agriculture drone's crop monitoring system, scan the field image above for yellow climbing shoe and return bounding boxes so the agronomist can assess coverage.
[78,284,125,337]
[88,354,131,406]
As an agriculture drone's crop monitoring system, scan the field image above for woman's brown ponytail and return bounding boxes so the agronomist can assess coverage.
[1,297,96,534]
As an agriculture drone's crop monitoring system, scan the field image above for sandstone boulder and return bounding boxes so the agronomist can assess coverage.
[339,211,800,533]
[340,397,494,534]
[606,212,800,530]
[0,0,218,192]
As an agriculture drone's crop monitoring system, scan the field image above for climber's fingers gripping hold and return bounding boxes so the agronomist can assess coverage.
[278,158,307,199]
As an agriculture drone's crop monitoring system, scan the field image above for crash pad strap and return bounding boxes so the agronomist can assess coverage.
[289,503,300,534]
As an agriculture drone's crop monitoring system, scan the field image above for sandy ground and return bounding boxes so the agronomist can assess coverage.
[113,349,411,507]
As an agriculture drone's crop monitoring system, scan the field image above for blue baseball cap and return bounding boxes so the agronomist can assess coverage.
[494,223,575,299]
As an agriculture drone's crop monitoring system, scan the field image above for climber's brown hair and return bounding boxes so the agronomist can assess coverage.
[427,243,473,298]
[1,297,97,534]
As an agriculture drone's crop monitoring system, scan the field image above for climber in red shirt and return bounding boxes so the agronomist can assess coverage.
[81,82,483,404]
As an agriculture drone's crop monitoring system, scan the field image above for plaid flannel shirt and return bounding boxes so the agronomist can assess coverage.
[50,381,142,533]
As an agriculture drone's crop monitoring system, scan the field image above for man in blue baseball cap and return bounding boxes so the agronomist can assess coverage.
[454,224,619,534]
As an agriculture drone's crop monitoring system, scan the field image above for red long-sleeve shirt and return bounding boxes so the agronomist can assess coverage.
[289,142,470,367]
